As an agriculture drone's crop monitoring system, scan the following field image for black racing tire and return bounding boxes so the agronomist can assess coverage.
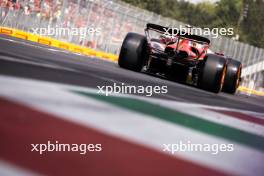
[198,54,227,93]
[118,32,148,72]
[222,58,242,94]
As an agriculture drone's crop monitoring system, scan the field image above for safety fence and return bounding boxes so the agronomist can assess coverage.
[0,0,263,92]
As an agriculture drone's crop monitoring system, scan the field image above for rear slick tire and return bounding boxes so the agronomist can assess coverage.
[222,58,242,94]
[198,54,226,93]
[118,32,148,72]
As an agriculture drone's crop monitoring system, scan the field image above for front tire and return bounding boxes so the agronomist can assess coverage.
[222,58,242,94]
[198,54,226,93]
[118,33,148,72]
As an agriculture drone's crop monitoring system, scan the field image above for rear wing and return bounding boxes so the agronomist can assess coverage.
[146,23,210,45]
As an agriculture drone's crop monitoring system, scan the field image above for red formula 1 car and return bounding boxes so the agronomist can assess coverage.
[118,23,242,93]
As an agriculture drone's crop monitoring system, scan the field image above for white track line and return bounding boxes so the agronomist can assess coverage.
[0,160,39,176]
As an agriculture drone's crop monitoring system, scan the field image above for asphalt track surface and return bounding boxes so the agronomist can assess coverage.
[0,34,263,113]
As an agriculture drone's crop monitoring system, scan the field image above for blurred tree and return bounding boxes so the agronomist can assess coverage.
[241,0,264,48]
[215,0,241,27]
